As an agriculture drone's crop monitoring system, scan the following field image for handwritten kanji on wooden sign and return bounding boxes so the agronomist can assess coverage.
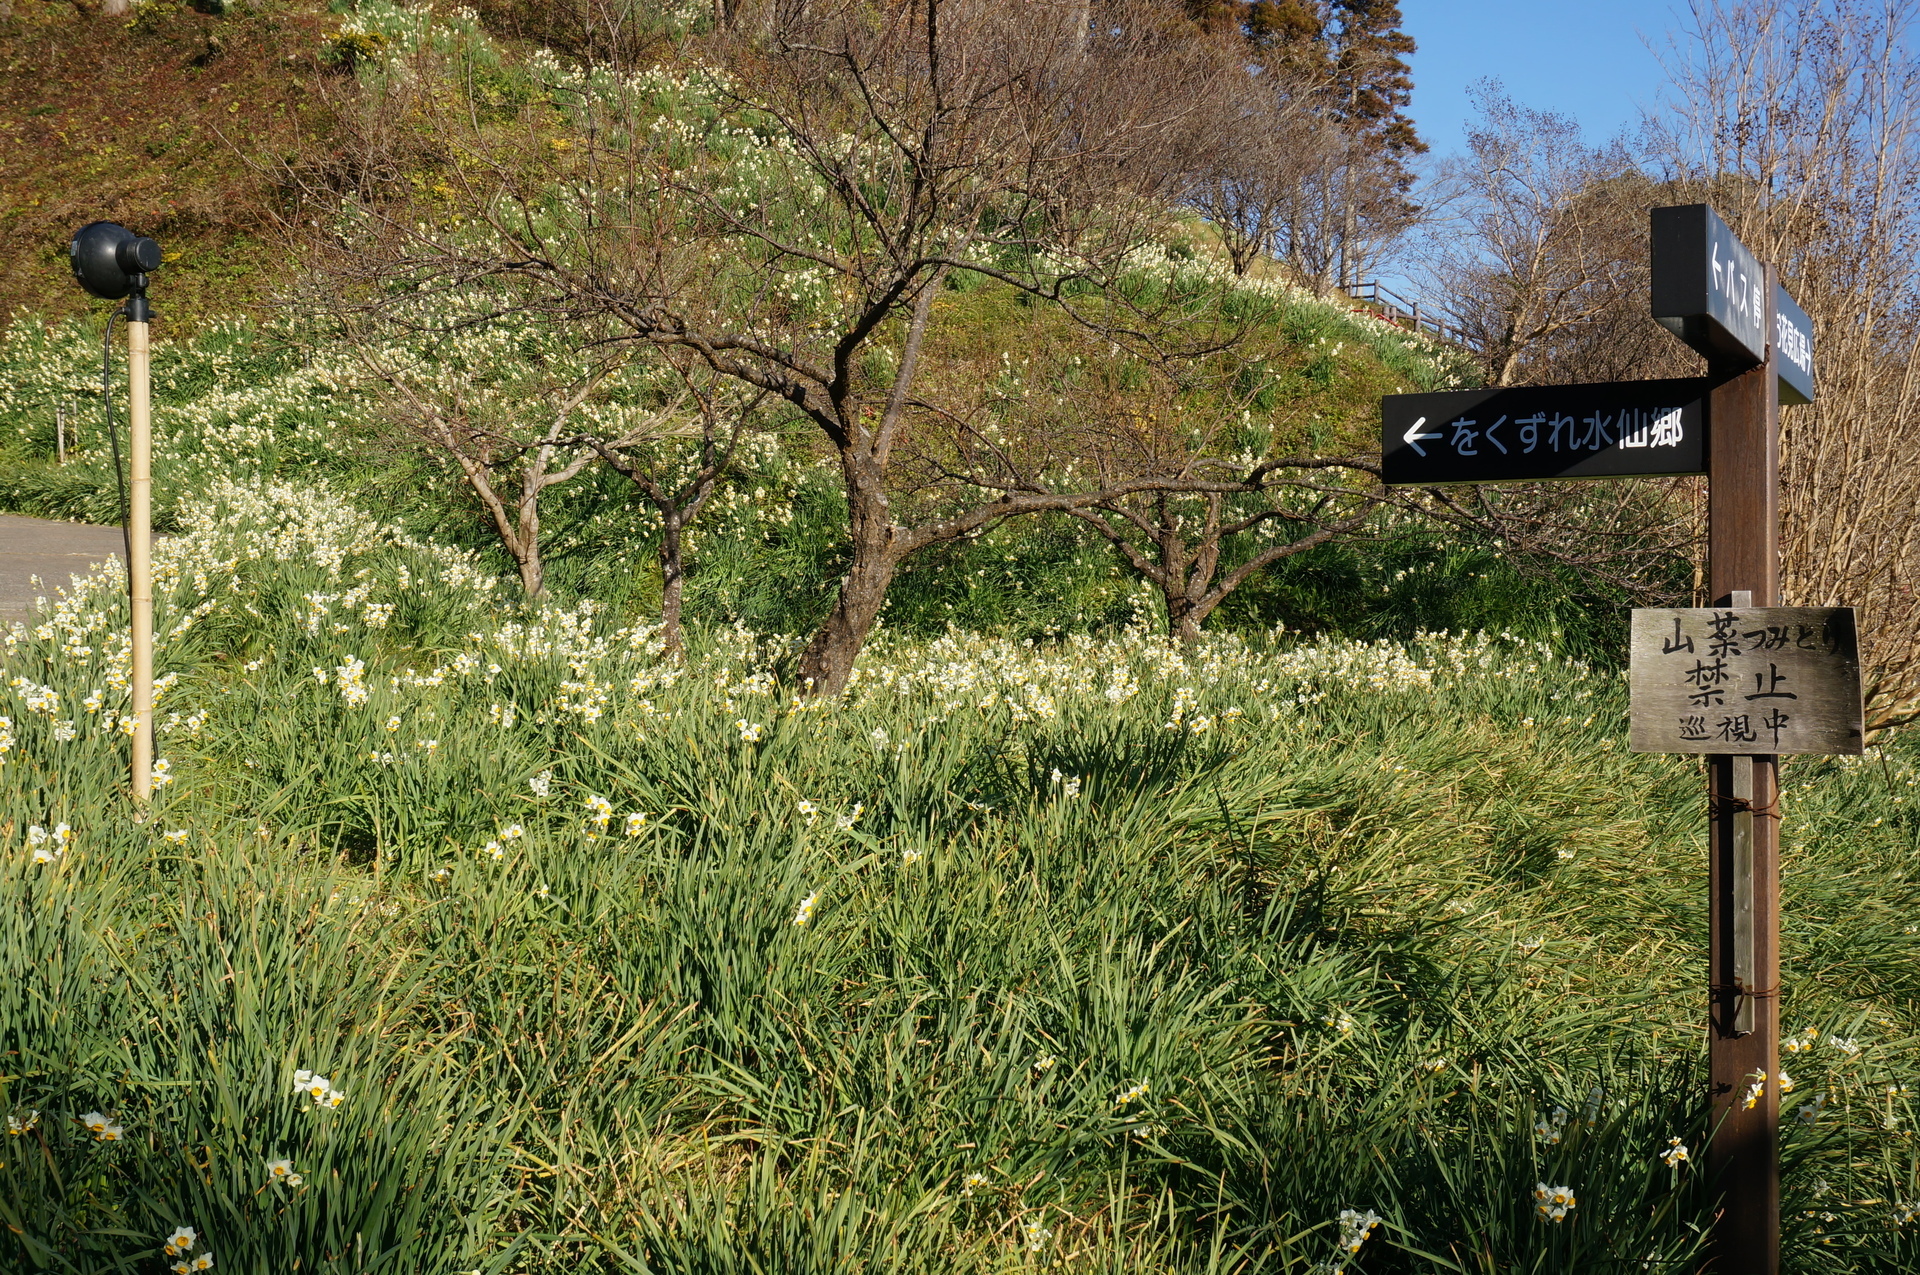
[1629,607,1864,755]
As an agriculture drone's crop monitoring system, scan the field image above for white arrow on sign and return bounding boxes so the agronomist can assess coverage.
[1402,416,1442,457]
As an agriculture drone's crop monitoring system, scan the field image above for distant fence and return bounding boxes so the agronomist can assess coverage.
[1342,280,1476,349]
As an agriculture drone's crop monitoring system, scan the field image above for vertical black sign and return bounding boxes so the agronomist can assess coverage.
[1774,286,1815,406]
[1651,204,1769,365]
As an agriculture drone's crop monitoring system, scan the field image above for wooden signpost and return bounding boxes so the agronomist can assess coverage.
[1382,204,1836,1273]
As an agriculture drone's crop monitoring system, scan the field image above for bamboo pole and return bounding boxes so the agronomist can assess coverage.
[128,315,153,802]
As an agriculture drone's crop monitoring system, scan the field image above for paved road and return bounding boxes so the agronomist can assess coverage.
[0,514,128,626]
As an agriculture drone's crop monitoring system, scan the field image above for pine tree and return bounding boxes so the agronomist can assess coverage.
[1181,1,1422,163]
[1245,0,1326,67]
[1325,0,1424,162]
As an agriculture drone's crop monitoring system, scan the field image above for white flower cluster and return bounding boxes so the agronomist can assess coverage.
[163,1224,214,1273]
[26,823,73,864]
[1533,1182,1576,1223]
[1336,1207,1382,1255]
[265,1157,305,1188]
[1795,1090,1834,1125]
[292,1069,347,1109]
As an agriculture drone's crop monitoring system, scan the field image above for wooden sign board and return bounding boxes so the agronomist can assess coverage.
[1381,378,1709,487]
[1629,607,1864,755]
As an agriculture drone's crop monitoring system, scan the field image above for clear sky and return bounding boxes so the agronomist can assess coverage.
[1400,0,1689,157]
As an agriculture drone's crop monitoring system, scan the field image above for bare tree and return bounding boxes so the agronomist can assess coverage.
[351,313,627,600]
[1025,375,1383,641]
[1387,89,1713,613]
[1420,86,1650,388]
[1185,65,1348,276]
[1070,467,1381,642]
[1394,478,1702,610]
[306,0,1327,694]
[580,369,767,656]
[1655,0,1920,732]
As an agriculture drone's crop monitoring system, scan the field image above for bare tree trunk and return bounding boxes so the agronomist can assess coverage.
[658,517,686,658]
[795,541,898,695]
[101,0,127,14]
[796,467,899,694]
[453,453,551,601]
[1167,592,1206,645]
[515,545,546,599]
[512,470,548,600]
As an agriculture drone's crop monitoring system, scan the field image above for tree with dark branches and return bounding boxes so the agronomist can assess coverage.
[303,0,1385,692]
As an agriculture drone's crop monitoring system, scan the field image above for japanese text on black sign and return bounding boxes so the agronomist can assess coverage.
[1381,379,1709,487]
[1415,405,1686,458]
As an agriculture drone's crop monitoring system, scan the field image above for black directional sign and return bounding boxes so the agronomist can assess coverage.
[1652,204,1769,365]
[1774,285,1815,405]
[1381,378,1710,486]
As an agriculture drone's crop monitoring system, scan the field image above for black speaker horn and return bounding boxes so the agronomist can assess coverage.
[69,221,163,302]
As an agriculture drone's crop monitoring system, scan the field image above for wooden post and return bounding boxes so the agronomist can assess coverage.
[128,315,154,802]
[1705,268,1781,1270]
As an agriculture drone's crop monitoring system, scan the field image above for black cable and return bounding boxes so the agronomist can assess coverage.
[101,307,130,598]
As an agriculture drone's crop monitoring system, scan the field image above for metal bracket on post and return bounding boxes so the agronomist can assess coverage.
[1724,591,1757,1037]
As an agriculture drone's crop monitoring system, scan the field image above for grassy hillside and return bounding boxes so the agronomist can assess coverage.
[0,0,346,326]
[0,483,1916,1271]
[0,246,1530,651]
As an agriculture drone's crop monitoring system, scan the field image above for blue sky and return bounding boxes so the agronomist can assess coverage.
[1400,0,1688,157]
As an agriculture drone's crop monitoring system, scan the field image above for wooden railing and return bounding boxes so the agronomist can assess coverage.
[1343,279,1475,349]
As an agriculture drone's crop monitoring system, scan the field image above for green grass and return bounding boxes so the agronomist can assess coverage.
[2,483,1917,1272]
